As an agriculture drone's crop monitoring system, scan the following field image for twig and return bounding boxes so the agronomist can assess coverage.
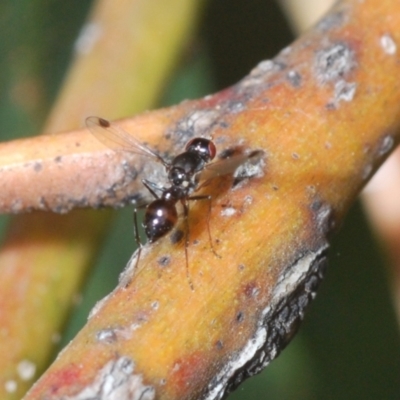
[19,0,400,399]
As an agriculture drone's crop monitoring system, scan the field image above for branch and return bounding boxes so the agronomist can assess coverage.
[0,0,202,399]
[13,0,400,398]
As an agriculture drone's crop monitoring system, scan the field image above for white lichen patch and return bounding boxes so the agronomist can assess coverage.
[220,207,237,217]
[330,80,357,106]
[96,322,144,344]
[244,195,253,205]
[314,42,359,108]
[336,80,356,101]
[280,46,292,55]
[233,151,265,182]
[380,34,397,55]
[118,246,152,288]
[287,70,302,87]
[362,163,373,180]
[314,203,334,235]
[180,110,221,139]
[271,252,321,302]
[251,60,275,75]
[4,380,17,393]
[315,42,356,85]
[378,135,394,156]
[64,357,155,400]
[204,245,328,400]
[17,359,36,381]
[244,59,285,88]
[88,293,112,320]
[96,329,118,344]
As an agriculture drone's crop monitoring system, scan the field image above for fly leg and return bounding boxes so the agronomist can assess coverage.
[188,194,221,259]
[182,200,195,291]
[122,207,144,288]
[130,179,158,277]
[132,208,143,275]
[142,179,162,199]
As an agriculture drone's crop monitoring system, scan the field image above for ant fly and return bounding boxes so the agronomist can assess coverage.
[86,116,262,289]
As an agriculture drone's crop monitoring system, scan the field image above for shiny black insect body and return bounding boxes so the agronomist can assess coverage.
[141,135,216,243]
[86,116,260,288]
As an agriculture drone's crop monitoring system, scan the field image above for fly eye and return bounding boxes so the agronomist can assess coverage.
[186,138,217,161]
[207,141,216,160]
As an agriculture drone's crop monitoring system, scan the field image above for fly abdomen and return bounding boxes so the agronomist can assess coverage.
[144,199,178,242]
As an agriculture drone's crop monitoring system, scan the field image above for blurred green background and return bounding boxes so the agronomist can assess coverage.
[0,0,399,399]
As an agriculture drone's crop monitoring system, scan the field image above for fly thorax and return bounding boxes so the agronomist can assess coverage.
[169,152,205,178]
[162,186,186,201]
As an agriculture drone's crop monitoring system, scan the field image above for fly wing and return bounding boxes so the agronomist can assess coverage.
[197,150,263,182]
[86,116,167,166]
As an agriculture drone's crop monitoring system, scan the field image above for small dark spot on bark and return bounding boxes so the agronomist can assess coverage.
[54,156,62,163]
[170,229,184,244]
[38,196,47,209]
[75,142,81,147]
[236,311,244,323]
[158,256,170,267]
[238,264,245,271]
[310,200,322,211]
[151,301,159,310]
[311,201,336,237]
[215,340,224,350]
[287,70,302,87]
[243,282,259,298]
[33,162,42,172]
[273,60,287,71]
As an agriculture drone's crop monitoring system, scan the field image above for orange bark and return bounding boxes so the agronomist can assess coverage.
[0,0,201,399]
[8,0,400,398]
